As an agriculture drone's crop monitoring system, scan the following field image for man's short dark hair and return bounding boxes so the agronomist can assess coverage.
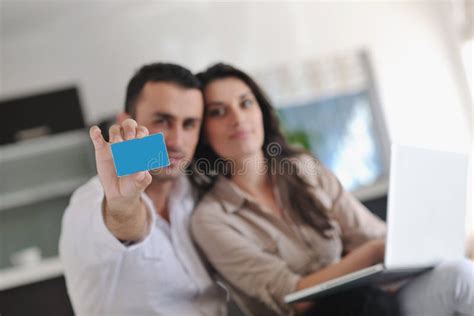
[124,63,201,115]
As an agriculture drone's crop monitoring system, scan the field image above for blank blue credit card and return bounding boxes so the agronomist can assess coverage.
[111,133,170,177]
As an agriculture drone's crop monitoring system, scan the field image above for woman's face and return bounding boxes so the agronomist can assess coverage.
[203,77,265,161]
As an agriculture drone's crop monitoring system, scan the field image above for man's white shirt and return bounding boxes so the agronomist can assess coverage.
[59,176,226,316]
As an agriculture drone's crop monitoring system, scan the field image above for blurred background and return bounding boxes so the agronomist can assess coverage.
[0,0,472,315]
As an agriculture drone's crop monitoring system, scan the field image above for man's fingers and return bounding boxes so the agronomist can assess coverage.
[89,126,117,191]
[136,126,149,139]
[89,125,113,163]
[134,171,152,189]
[109,124,124,143]
[89,126,106,150]
[120,171,152,197]
[122,119,138,140]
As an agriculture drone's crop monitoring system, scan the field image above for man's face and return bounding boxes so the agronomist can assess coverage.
[133,82,203,180]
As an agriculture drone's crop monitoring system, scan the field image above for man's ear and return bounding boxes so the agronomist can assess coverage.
[116,112,131,124]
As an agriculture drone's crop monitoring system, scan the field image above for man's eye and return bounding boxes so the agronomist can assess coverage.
[207,107,226,117]
[154,118,166,124]
[184,121,197,129]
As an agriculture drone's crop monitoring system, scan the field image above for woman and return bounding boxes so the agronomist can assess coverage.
[190,63,474,316]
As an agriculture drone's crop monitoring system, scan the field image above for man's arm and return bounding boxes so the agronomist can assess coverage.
[59,175,156,315]
[89,118,153,242]
[102,196,151,243]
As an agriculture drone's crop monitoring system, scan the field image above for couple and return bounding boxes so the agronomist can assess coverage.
[60,63,474,316]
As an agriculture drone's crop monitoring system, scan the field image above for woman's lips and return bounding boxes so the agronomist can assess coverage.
[229,130,251,139]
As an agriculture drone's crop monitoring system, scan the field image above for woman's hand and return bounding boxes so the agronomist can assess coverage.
[294,238,386,313]
[366,238,386,264]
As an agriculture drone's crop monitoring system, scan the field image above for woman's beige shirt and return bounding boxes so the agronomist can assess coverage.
[191,155,386,315]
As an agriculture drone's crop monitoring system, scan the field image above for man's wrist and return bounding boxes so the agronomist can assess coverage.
[104,197,143,220]
[102,197,150,242]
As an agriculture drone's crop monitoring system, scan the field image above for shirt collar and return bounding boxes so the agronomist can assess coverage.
[171,175,194,201]
[211,176,253,213]
[143,176,196,217]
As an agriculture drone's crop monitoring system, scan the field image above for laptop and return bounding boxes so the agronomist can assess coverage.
[285,144,469,304]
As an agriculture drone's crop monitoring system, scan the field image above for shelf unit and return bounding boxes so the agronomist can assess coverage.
[0,257,63,291]
[0,129,96,284]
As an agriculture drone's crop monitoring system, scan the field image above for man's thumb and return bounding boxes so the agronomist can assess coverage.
[134,171,151,189]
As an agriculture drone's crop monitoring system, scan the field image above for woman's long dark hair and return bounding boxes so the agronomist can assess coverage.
[191,63,333,237]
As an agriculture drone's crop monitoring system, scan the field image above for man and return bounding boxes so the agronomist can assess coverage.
[59,63,227,315]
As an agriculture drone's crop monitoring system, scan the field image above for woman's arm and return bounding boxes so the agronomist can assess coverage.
[302,155,387,251]
[294,239,385,313]
[297,239,384,290]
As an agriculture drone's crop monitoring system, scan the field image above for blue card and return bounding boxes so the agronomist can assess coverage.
[111,133,170,177]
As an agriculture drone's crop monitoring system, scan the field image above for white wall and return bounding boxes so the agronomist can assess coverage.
[1,1,472,227]
[1,1,471,146]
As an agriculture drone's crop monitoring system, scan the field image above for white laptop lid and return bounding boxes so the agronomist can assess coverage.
[385,144,468,269]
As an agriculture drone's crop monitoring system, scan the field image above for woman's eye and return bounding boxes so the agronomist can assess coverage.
[242,99,253,108]
[207,107,226,117]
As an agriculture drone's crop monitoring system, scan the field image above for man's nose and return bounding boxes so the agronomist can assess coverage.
[165,126,184,150]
